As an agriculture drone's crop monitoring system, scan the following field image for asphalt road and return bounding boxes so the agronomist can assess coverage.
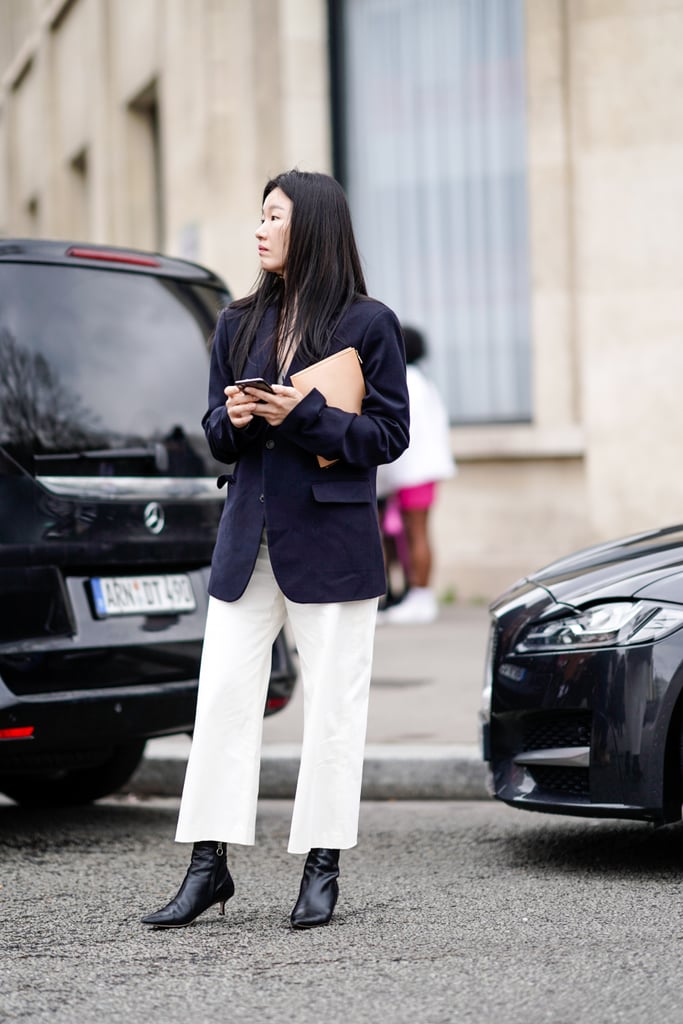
[2,797,682,1024]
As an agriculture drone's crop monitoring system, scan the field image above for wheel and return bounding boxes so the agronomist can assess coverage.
[0,740,147,807]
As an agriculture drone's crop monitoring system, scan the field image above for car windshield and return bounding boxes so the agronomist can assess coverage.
[0,263,229,476]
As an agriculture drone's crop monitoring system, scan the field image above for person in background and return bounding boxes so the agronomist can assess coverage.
[376,491,410,610]
[141,169,409,931]
[376,325,455,625]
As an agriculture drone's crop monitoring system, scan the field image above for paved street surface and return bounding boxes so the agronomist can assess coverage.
[2,797,682,1024]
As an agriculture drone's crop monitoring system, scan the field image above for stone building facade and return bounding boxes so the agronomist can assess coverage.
[1,0,682,601]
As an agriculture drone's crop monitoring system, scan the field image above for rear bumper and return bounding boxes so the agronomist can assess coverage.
[0,566,210,765]
[0,637,297,773]
[0,563,298,772]
[0,679,198,771]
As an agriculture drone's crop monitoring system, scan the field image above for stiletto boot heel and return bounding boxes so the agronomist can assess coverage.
[142,841,234,928]
[290,848,340,929]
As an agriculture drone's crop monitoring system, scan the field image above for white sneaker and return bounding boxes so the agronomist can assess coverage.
[381,587,439,625]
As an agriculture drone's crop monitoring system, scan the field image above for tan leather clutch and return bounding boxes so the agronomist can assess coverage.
[291,347,366,467]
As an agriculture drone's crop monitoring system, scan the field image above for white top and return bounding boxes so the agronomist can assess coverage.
[376,363,456,498]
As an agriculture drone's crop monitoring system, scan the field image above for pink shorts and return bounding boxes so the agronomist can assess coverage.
[397,482,436,511]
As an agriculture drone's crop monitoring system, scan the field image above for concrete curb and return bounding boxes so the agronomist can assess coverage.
[126,742,491,801]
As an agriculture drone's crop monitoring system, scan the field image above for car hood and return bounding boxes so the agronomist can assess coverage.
[523,524,683,607]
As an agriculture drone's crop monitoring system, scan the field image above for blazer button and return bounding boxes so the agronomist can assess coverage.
[265,439,275,450]
[259,494,265,503]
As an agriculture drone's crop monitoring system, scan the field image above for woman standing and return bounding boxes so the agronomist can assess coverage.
[142,170,409,930]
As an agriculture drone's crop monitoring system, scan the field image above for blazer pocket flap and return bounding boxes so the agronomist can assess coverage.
[312,480,373,504]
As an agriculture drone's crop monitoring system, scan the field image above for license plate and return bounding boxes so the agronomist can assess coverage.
[90,574,196,617]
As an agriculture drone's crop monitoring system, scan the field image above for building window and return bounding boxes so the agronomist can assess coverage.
[127,81,164,251]
[332,0,532,423]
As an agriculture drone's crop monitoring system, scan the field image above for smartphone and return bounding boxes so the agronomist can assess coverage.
[235,377,275,394]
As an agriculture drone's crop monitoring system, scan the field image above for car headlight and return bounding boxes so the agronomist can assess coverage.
[515,601,683,653]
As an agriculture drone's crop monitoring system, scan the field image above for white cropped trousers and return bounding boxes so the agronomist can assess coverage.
[175,535,378,854]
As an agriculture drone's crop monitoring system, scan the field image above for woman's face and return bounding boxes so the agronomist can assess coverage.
[256,187,293,276]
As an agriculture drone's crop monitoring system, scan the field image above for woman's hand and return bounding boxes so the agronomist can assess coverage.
[224,383,302,428]
[225,385,259,428]
[250,384,303,425]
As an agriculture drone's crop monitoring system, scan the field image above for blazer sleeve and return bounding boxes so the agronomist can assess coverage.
[201,308,266,465]
[277,304,410,468]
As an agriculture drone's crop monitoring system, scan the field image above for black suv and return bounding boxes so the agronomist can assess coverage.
[0,239,296,805]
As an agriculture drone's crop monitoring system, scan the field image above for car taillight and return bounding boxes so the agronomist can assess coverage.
[265,697,288,713]
[0,726,34,740]
[66,246,161,267]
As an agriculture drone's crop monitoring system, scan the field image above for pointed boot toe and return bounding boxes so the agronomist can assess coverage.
[291,848,340,930]
[142,841,234,928]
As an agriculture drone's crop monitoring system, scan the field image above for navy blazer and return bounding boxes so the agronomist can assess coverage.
[203,296,410,603]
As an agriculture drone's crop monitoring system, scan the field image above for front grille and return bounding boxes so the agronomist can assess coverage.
[528,765,590,798]
[522,711,592,752]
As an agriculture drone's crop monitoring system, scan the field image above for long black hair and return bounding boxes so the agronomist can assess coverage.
[229,170,367,378]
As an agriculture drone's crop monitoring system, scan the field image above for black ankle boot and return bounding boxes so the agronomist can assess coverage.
[290,848,340,929]
[142,841,234,928]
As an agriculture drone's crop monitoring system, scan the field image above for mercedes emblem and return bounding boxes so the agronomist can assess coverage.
[143,501,165,535]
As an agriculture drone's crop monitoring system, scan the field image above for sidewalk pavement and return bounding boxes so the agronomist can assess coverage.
[128,602,493,801]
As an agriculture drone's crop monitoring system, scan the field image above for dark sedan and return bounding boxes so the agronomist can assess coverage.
[482,525,683,825]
